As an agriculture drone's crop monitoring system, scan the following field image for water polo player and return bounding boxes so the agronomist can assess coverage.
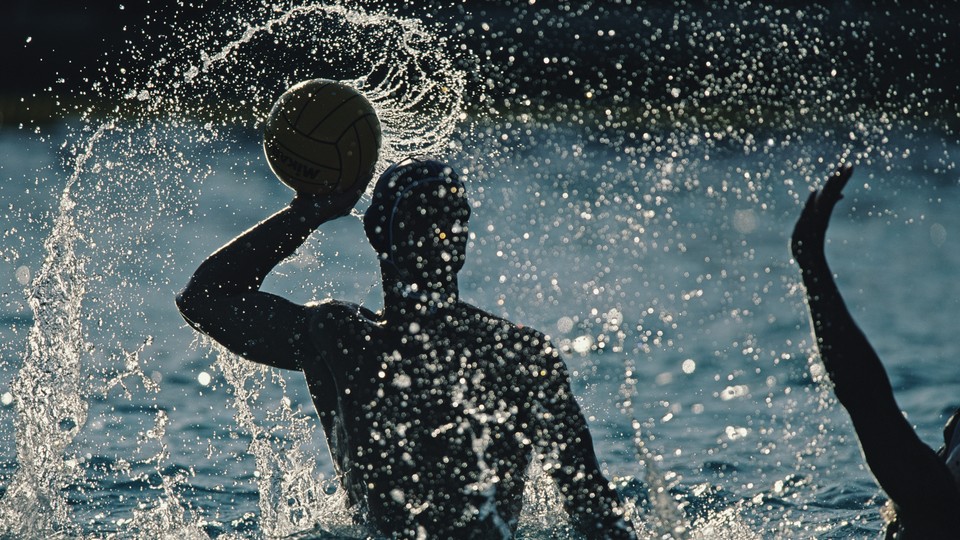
[792,164,960,538]
[176,157,636,538]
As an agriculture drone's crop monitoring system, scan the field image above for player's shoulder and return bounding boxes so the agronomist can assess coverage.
[306,298,379,331]
[459,303,555,352]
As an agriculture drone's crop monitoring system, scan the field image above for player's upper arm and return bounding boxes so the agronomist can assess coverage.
[517,329,582,449]
[176,287,318,371]
[860,407,960,521]
[520,329,635,538]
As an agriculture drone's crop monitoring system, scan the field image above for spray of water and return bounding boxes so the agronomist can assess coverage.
[0,124,107,539]
[0,2,469,538]
[3,1,957,538]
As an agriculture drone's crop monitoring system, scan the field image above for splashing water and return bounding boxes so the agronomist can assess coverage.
[2,1,959,539]
[0,123,106,539]
[1,3,468,538]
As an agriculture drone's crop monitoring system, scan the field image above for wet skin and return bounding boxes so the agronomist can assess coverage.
[792,164,960,539]
[177,165,635,538]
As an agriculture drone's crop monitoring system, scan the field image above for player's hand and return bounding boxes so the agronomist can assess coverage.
[791,164,853,268]
[290,175,369,221]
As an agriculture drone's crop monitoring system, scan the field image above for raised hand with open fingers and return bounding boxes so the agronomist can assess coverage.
[791,164,854,268]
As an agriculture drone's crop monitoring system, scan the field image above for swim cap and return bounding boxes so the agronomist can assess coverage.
[363,157,467,266]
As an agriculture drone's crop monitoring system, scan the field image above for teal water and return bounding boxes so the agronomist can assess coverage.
[1,2,959,538]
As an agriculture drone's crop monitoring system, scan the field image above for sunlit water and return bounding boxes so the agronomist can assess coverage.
[1,2,958,538]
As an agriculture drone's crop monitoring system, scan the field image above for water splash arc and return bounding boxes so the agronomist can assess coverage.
[1,2,471,538]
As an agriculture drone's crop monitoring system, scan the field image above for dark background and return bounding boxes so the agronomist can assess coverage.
[2,1,958,126]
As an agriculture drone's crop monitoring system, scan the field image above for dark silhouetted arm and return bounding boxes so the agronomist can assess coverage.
[527,331,636,539]
[792,165,959,518]
[176,189,361,371]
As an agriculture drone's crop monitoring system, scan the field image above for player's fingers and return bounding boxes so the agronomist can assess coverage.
[799,190,819,219]
[820,164,853,203]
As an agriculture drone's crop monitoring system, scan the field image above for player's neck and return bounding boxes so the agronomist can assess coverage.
[381,267,459,317]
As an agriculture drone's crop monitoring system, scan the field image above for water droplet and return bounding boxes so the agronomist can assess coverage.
[571,335,593,354]
[931,223,946,247]
[15,265,30,285]
[733,209,757,234]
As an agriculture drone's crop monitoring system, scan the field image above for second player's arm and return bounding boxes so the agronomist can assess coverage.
[792,166,958,515]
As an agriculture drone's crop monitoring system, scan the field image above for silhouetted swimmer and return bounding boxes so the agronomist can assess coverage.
[792,164,960,539]
[177,157,636,539]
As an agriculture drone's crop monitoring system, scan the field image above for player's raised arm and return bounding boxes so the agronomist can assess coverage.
[791,165,957,515]
[176,191,362,370]
[177,78,380,371]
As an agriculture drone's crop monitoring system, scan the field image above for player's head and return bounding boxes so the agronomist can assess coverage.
[363,157,470,280]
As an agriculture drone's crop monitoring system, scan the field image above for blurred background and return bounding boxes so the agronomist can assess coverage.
[4,1,958,126]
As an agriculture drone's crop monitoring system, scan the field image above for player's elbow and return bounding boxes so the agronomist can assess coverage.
[175,285,205,327]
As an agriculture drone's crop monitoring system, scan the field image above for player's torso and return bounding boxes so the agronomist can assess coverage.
[309,301,537,530]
